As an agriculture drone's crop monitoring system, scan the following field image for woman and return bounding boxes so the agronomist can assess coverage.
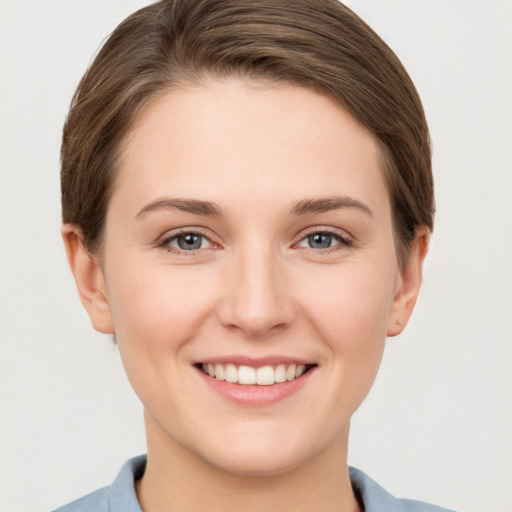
[55,0,453,510]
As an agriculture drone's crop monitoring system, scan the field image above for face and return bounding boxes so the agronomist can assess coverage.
[67,79,424,476]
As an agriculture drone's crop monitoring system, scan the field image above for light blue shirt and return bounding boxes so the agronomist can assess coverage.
[53,455,457,512]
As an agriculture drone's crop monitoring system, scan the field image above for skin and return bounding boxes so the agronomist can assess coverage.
[63,79,428,512]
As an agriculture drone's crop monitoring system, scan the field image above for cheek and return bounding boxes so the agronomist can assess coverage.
[302,264,393,339]
[297,261,395,392]
[105,262,220,416]
[106,260,218,357]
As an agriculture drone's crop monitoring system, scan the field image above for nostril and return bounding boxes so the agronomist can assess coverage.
[215,273,296,337]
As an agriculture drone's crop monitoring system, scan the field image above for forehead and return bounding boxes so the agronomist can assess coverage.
[115,79,388,215]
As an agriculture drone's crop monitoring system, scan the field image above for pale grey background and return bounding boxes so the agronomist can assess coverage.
[1,1,511,511]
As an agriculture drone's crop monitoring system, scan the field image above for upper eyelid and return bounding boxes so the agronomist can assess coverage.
[295,226,353,242]
[292,228,355,254]
[158,227,217,245]
[155,226,353,249]
[158,230,219,256]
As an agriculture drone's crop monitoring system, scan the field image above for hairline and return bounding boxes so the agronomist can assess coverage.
[89,74,409,266]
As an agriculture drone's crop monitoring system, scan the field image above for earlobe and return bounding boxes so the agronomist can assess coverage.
[387,227,429,337]
[61,224,115,334]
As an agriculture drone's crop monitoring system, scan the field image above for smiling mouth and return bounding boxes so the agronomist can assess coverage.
[197,363,316,386]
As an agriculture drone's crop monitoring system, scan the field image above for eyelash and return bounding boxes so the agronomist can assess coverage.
[294,228,354,253]
[158,229,217,256]
[157,228,354,255]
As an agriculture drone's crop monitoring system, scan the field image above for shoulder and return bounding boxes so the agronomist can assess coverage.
[349,467,458,512]
[52,486,110,512]
[52,455,146,512]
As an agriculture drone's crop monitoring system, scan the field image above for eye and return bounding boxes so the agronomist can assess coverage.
[306,233,336,249]
[296,231,352,250]
[163,232,212,252]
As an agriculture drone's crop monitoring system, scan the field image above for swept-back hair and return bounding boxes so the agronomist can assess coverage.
[61,0,433,266]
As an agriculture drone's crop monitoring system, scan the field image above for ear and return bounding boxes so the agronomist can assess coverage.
[61,224,115,334]
[387,227,430,337]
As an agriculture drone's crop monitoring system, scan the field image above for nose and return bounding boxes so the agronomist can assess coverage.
[216,245,296,338]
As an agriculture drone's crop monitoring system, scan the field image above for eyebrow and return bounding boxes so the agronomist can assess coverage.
[134,198,222,219]
[290,196,373,217]
[134,195,373,220]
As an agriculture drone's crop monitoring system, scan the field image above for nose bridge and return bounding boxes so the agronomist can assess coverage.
[218,239,295,337]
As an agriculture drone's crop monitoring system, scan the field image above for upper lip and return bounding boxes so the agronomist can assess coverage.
[194,355,315,367]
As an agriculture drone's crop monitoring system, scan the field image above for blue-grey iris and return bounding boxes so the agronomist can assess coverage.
[308,233,332,249]
[177,233,203,250]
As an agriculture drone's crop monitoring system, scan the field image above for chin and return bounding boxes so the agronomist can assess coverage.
[206,447,306,478]
[191,425,322,478]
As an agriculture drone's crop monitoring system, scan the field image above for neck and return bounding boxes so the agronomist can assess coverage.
[136,411,361,512]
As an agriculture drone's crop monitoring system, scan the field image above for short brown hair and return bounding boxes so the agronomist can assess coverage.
[61,0,433,266]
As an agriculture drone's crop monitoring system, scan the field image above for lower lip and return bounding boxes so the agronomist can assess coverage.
[195,367,315,406]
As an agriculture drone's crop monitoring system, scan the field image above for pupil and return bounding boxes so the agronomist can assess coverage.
[309,233,331,249]
[178,234,201,250]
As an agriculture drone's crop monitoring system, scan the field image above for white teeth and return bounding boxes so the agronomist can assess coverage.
[295,364,306,378]
[199,362,312,385]
[238,365,256,384]
[215,364,225,381]
[275,364,287,383]
[256,365,275,385]
[225,363,238,383]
